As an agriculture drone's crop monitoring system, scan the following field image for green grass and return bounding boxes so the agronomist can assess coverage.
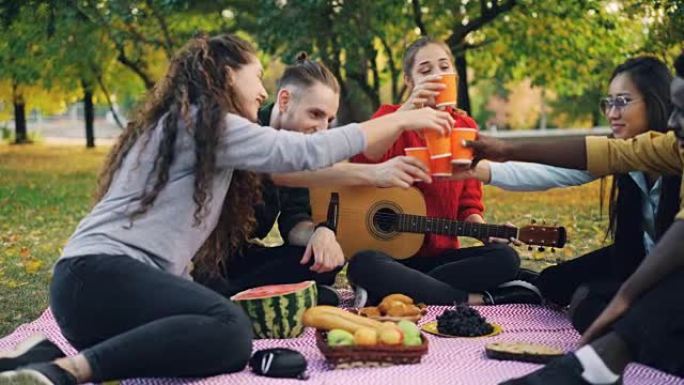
[0,144,108,335]
[0,143,609,335]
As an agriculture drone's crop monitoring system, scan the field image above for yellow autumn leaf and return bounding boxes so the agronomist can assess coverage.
[23,259,44,274]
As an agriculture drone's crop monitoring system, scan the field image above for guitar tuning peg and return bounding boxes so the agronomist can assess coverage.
[542,220,546,225]
[528,246,533,251]
[530,219,537,224]
[551,248,555,253]
[538,246,545,252]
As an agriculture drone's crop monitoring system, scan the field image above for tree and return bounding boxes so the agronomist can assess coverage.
[250,0,419,122]
[406,0,518,114]
[0,2,49,144]
[467,0,675,128]
[41,3,116,147]
[74,0,239,90]
[631,0,684,59]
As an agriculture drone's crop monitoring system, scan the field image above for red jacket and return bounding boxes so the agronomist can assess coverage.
[351,104,484,257]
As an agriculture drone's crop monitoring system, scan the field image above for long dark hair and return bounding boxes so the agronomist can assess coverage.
[602,56,674,239]
[95,33,262,274]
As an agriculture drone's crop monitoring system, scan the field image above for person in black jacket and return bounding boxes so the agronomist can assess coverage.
[193,53,433,305]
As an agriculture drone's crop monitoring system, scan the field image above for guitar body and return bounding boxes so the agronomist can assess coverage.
[310,186,566,260]
[310,186,426,260]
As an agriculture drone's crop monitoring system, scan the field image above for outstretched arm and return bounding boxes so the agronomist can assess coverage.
[450,160,597,191]
[467,131,682,177]
[217,108,452,174]
[467,135,587,170]
[271,157,431,188]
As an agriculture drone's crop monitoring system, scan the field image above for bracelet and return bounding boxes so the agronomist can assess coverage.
[314,221,336,234]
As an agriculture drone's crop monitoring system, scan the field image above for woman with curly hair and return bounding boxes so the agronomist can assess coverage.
[0,34,453,385]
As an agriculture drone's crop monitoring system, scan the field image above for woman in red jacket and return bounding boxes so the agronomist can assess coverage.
[349,37,539,306]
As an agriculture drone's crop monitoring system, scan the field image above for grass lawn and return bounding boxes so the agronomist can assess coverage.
[0,143,609,336]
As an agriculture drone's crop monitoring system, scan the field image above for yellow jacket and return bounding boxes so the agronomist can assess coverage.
[586,131,684,219]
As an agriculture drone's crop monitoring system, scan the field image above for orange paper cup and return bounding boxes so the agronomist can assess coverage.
[450,128,477,166]
[435,73,458,108]
[430,154,452,177]
[423,129,451,158]
[404,147,431,173]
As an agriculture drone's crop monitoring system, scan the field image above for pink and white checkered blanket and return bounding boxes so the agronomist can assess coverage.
[1,306,682,385]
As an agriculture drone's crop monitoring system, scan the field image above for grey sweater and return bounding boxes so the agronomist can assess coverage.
[60,112,366,277]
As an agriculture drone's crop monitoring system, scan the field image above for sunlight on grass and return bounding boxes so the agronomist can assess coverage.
[0,144,108,334]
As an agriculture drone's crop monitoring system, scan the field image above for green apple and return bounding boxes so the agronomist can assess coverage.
[404,335,423,346]
[327,329,354,347]
[397,320,420,339]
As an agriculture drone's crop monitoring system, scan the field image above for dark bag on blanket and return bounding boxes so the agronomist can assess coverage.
[249,348,308,380]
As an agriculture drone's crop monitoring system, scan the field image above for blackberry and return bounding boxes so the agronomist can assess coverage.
[436,304,494,337]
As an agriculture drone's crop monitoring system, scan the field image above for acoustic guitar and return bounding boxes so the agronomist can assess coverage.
[310,186,566,260]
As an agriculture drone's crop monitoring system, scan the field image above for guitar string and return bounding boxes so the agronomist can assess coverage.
[324,208,557,230]
[319,208,557,242]
[324,208,520,230]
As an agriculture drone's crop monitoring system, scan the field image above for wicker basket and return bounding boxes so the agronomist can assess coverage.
[315,330,429,369]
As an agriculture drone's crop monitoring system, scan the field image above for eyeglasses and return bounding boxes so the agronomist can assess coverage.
[599,96,641,115]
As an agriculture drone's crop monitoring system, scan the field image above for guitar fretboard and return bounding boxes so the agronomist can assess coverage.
[395,214,518,240]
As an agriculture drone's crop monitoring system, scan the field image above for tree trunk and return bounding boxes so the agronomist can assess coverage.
[82,80,95,148]
[539,87,547,130]
[454,51,471,114]
[13,84,28,144]
[96,73,125,129]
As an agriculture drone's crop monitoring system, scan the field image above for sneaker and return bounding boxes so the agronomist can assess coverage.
[0,335,64,372]
[353,286,368,308]
[499,353,622,385]
[0,362,77,385]
[483,280,543,305]
[316,285,341,307]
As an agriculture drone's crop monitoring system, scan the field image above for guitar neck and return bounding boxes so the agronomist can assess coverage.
[396,214,518,240]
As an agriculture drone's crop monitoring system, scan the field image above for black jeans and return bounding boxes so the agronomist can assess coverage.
[573,270,684,377]
[193,245,341,298]
[50,255,252,382]
[347,244,520,305]
[536,246,614,307]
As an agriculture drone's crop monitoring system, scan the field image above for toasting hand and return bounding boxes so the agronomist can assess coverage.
[463,134,512,164]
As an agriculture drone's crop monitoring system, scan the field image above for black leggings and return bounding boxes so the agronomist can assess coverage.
[50,255,252,382]
[193,245,341,298]
[347,244,520,305]
[536,245,614,307]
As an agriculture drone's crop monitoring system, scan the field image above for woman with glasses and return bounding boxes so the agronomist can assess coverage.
[453,56,678,332]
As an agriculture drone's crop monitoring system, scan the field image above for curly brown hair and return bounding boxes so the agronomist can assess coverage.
[94,33,262,276]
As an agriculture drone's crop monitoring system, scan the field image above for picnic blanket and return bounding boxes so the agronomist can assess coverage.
[1,305,683,385]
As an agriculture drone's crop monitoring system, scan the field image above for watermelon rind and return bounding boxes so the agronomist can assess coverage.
[231,280,318,339]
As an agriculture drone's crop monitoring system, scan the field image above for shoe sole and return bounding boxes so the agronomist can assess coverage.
[0,370,54,385]
[497,280,543,299]
[0,335,48,360]
[353,287,368,308]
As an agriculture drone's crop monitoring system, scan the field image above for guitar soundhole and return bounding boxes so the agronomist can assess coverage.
[373,208,398,233]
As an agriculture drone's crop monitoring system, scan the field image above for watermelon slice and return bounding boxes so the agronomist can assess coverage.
[231,281,318,339]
